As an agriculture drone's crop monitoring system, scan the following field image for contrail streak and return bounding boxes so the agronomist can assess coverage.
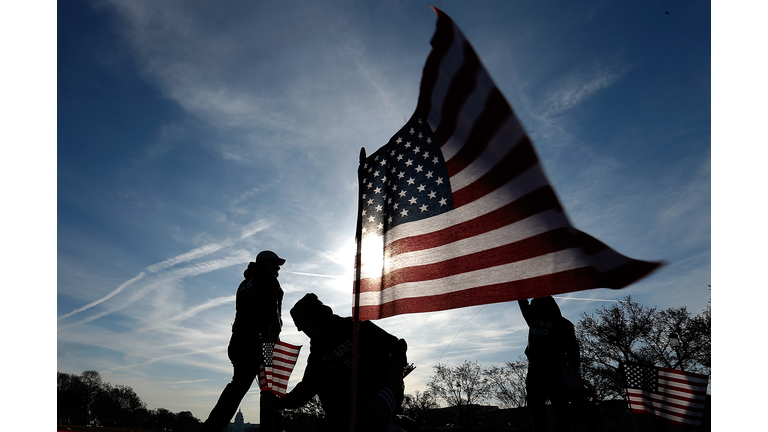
[57,272,146,321]
[283,271,343,279]
[554,296,631,303]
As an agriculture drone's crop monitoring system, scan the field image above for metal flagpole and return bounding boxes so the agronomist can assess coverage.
[350,147,366,432]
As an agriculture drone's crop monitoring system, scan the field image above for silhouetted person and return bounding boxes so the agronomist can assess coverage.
[265,293,408,432]
[199,250,286,432]
[519,296,581,432]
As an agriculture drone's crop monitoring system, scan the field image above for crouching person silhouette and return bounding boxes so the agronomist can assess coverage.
[264,293,409,432]
[519,296,581,432]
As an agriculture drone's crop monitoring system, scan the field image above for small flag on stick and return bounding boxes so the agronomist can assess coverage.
[352,7,663,320]
[622,362,709,427]
[259,340,301,397]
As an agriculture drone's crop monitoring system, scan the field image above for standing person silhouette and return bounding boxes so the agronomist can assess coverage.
[519,296,581,432]
[199,250,285,432]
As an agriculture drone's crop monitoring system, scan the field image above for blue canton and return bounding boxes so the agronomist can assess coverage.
[360,114,454,236]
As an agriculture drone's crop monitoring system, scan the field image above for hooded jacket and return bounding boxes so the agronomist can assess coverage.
[230,262,284,348]
[519,297,580,369]
[283,314,407,431]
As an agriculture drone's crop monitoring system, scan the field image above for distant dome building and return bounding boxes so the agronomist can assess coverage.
[224,408,258,432]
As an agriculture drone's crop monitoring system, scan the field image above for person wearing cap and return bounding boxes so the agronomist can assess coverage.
[519,296,581,432]
[264,293,408,432]
[199,250,286,432]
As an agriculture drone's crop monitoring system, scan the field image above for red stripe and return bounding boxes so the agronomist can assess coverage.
[361,226,578,292]
[432,41,481,145]
[628,402,703,424]
[270,365,295,374]
[417,8,454,117]
[627,390,705,423]
[451,135,540,208]
[596,259,662,289]
[273,347,300,355]
[444,88,511,177]
[658,383,705,399]
[272,354,298,362]
[384,185,562,256]
[358,267,609,320]
[658,367,709,381]
[634,393,706,413]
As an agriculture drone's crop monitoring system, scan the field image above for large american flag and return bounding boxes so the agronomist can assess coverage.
[622,362,709,427]
[352,8,663,320]
[259,340,301,397]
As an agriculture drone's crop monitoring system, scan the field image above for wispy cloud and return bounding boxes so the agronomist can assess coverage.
[57,272,147,321]
[166,296,236,324]
[283,271,343,279]
[58,221,267,325]
[543,59,630,117]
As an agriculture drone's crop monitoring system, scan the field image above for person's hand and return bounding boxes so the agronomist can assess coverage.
[263,325,280,343]
[261,391,285,411]
[386,361,406,391]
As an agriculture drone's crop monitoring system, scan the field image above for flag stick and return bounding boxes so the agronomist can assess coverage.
[622,369,639,432]
[350,146,366,432]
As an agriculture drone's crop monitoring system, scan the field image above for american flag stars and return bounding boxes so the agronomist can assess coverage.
[359,114,454,236]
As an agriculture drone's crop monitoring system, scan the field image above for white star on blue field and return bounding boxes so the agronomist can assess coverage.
[46,0,717,424]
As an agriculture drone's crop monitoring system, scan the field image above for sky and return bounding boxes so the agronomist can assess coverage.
[32,0,722,426]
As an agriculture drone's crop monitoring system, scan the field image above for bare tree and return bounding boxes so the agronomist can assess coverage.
[575,295,711,399]
[484,357,528,409]
[402,390,439,427]
[283,395,331,432]
[427,360,492,428]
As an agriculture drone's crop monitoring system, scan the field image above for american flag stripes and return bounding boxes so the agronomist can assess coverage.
[352,7,662,320]
[622,362,709,426]
[366,387,406,432]
[259,340,301,397]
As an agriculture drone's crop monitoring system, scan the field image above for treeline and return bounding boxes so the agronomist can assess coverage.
[58,296,710,431]
[57,370,201,431]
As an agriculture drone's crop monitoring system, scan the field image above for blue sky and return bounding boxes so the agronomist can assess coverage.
[47,0,716,424]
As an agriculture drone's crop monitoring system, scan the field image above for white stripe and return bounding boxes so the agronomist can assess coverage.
[273,352,300,361]
[272,373,292,382]
[378,164,551,247]
[272,359,297,369]
[628,394,702,425]
[361,209,570,280]
[359,247,595,307]
[439,66,498,162]
[448,115,527,191]
[628,390,706,410]
[660,386,707,400]
[273,351,300,360]
[427,21,466,130]
[269,376,291,386]
[656,411,701,425]
[660,378,708,394]
[660,370,709,384]
[650,393,705,411]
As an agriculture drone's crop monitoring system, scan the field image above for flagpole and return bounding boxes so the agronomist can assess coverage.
[350,147,366,432]
[620,363,639,432]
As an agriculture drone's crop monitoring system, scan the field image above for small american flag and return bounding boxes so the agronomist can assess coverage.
[622,362,709,427]
[259,340,301,397]
[366,387,406,432]
[352,7,663,320]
